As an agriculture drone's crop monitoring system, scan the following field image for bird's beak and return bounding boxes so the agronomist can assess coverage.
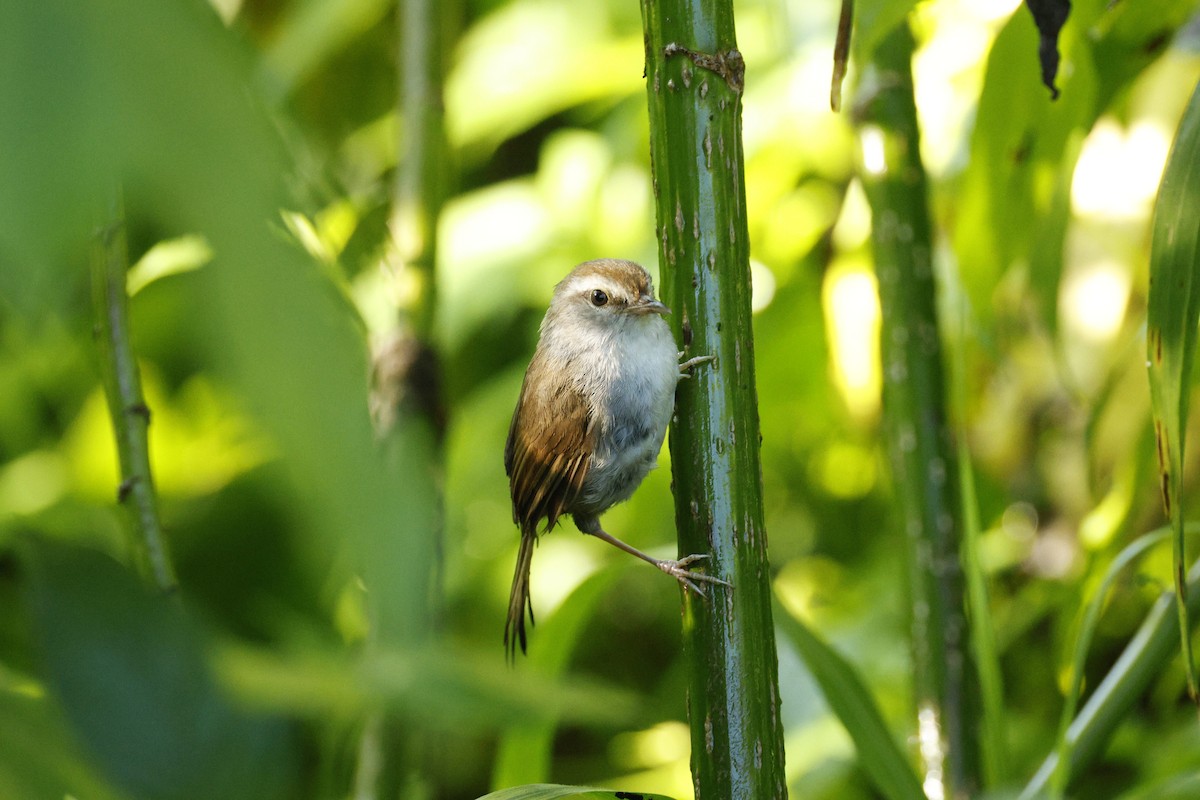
[634,297,670,316]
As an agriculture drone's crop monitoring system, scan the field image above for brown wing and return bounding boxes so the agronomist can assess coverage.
[504,365,593,536]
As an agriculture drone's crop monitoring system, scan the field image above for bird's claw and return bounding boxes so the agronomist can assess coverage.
[677,353,715,378]
[656,553,732,596]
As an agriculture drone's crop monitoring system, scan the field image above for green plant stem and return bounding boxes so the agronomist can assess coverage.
[90,190,177,594]
[1023,558,1200,798]
[856,23,980,798]
[354,0,452,797]
[392,0,451,343]
[639,2,787,797]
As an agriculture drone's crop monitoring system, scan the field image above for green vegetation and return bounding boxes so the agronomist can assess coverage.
[2,0,1200,798]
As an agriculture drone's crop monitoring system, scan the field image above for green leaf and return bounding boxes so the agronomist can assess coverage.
[0,1,109,319]
[851,0,915,66]
[0,689,128,800]
[1146,77,1200,700]
[19,536,299,800]
[774,601,925,800]
[1118,771,1200,800]
[493,567,625,786]
[478,785,674,800]
[1051,528,1172,795]
[1022,558,1200,797]
[260,0,391,98]
[953,8,1097,331]
[216,639,645,732]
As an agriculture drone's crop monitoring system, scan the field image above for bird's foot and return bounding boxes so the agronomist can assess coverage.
[677,352,715,378]
[655,553,732,596]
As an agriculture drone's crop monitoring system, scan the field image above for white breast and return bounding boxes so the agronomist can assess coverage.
[574,315,678,514]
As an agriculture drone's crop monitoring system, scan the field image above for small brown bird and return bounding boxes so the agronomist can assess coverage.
[504,258,727,658]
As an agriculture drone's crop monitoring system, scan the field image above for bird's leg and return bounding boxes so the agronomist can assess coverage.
[578,518,732,596]
[677,351,715,379]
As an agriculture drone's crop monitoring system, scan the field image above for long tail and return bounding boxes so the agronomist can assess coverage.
[505,531,537,661]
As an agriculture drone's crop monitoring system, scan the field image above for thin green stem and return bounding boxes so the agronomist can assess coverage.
[856,23,981,798]
[90,190,177,594]
[640,2,787,797]
[1023,557,1200,798]
[1049,529,1171,796]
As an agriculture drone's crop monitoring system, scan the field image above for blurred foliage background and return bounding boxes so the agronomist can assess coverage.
[3,0,1200,798]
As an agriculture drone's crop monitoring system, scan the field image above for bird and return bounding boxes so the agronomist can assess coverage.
[504,258,728,658]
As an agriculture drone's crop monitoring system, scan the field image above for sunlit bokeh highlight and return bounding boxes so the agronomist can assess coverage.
[1060,259,1131,344]
[1072,119,1171,220]
[912,0,1021,176]
[918,704,946,800]
[823,259,882,421]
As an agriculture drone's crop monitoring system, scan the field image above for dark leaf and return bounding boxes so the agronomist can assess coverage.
[1025,0,1071,99]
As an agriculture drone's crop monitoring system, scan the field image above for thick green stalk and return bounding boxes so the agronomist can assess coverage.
[639,2,787,798]
[90,191,178,595]
[856,24,981,799]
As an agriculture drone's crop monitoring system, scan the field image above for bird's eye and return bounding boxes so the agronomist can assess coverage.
[591,289,609,307]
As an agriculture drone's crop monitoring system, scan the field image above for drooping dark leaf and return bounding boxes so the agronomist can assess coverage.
[1025,0,1071,99]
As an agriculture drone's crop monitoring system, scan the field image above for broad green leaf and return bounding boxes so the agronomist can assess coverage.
[1146,77,1200,700]
[953,7,1097,331]
[19,536,299,800]
[478,785,674,800]
[0,1,109,318]
[0,690,128,800]
[774,601,925,800]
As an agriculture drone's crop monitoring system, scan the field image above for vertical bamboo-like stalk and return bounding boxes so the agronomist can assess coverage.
[90,190,178,595]
[354,0,450,796]
[856,23,981,799]
[639,2,787,798]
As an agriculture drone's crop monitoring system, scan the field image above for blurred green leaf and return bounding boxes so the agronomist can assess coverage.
[216,637,645,732]
[0,2,109,318]
[260,0,390,98]
[493,567,625,786]
[1119,771,1200,800]
[851,0,914,65]
[478,785,674,800]
[1092,1,1200,108]
[447,0,642,154]
[0,690,128,800]
[953,8,1097,329]
[19,535,299,800]
[126,235,213,296]
[1146,77,1200,700]
[775,601,924,800]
